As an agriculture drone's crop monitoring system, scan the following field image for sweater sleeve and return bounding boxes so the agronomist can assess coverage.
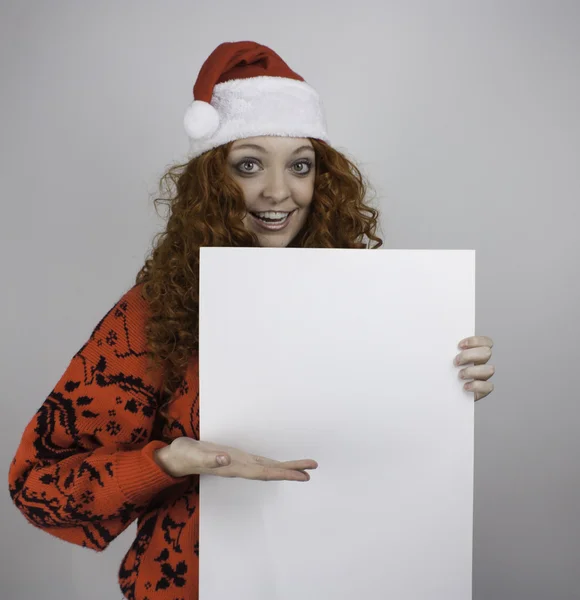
[8,285,187,552]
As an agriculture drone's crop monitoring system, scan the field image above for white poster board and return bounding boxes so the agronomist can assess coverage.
[199,248,475,600]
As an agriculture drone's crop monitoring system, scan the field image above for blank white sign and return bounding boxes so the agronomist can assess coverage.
[199,248,475,600]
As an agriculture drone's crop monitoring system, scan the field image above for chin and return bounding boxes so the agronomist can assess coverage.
[256,232,295,248]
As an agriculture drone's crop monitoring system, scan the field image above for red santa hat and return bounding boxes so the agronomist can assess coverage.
[183,41,330,158]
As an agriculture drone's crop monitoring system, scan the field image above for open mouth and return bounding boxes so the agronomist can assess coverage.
[249,210,297,231]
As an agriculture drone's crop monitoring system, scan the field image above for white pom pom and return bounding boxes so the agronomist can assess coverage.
[183,100,220,139]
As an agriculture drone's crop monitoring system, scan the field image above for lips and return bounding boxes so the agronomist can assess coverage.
[249,209,296,232]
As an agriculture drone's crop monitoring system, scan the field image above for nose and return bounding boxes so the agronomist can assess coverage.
[261,168,291,204]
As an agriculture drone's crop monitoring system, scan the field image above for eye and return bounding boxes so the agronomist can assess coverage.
[236,160,260,174]
[292,160,313,175]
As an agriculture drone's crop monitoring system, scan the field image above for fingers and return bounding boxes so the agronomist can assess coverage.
[247,457,318,482]
[459,365,495,381]
[454,339,496,402]
[458,363,495,401]
[469,381,494,401]
[276,460,318,470]
[216,462,312,482]
[251,455,318,471]
[250,454,281,467]
[459,336,493,349]
[454,345,492,366]
[250,465,311,482]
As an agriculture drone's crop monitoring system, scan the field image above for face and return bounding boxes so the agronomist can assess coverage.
[227,136,316,247]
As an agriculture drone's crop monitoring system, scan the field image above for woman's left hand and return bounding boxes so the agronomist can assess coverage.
[454,336,495,401]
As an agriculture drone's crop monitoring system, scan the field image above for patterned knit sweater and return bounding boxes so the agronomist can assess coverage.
[8,284,202,600]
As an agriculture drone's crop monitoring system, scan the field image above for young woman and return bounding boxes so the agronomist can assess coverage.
[8,40,495,600]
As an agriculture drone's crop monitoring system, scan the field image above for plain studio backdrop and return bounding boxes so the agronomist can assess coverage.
[0,1,578,599]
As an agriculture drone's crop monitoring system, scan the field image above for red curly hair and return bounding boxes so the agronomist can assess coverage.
[135,138,382,418]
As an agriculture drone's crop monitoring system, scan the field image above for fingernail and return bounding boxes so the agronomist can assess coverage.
[217,455,229,465]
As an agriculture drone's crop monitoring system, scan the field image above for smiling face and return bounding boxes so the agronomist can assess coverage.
[227,136,316,247]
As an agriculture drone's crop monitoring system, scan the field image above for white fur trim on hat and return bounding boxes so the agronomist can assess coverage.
[184,76,329,159]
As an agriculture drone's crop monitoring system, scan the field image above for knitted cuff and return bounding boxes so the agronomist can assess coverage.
[115,440,188,505]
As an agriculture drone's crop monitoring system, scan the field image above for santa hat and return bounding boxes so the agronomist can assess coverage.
[183,41,330,158]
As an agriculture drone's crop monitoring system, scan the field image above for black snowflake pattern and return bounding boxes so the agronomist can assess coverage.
[80,490,95,504]
[106,421,121,436]
[106,330,118,346]
[130,427,148,444]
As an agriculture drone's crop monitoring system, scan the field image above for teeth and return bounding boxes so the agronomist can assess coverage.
[255,211,289,218]
[252,210,292,223]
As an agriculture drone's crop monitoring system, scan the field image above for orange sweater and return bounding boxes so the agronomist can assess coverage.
[8,284,202,600]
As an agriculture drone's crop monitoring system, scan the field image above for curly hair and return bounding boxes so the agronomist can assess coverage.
[135,138,383,422]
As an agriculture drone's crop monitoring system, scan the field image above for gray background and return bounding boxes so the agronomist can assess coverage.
[1,1,578,599]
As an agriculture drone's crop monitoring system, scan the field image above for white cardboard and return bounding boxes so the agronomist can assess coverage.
[199,248,475,600]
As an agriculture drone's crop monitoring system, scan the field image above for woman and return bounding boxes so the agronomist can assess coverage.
[8,41,495,600]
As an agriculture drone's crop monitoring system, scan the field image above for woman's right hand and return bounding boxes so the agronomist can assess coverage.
[154,437,318,482]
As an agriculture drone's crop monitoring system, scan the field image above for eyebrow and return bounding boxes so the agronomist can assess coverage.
[230,143,315,155]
